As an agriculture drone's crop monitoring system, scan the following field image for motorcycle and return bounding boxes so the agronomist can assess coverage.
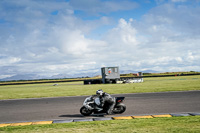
[80,95,126,116]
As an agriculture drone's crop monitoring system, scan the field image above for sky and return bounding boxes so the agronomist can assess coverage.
[0,0,200,80]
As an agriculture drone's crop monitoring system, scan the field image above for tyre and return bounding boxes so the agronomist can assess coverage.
[113,103,126,114]
[80,106,93,116]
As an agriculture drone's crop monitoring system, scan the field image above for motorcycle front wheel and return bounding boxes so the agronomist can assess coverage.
[113,103,126,114]
[80,106,93,116]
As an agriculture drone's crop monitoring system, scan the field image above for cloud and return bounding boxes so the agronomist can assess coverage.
[131,3,200,71]
[97,2,200,72]
[0,57,21,66]
[69,0,138,15]
[103,18,138,49]
[0,0,112,79]
[0,0,200,80]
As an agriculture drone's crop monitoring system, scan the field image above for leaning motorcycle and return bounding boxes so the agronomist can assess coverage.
[80,96,126,116]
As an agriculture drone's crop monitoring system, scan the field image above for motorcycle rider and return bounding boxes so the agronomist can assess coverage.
[96,89,115,115]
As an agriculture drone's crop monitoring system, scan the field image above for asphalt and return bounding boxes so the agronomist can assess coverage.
[0,91,200,124]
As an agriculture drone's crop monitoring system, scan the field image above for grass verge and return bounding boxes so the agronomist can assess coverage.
[0,75,200,100]
[0,116,200,133]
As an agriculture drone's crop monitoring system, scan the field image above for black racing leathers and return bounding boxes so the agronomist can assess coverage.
[99,92,115,114]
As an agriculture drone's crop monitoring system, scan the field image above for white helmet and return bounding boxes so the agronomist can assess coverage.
[96,89,103,96]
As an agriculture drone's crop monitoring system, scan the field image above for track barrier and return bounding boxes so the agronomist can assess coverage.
[0,112,200,128]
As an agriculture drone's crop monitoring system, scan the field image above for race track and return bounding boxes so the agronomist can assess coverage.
[0,91,200,123]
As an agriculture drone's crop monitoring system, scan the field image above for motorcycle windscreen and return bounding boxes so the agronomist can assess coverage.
[83,97,91,105]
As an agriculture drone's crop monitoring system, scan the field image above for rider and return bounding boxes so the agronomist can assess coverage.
[96,89,115,115]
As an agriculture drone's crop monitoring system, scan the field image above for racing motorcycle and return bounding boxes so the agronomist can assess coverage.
[80,95,126,116]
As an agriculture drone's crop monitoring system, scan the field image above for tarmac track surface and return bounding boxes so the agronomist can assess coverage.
[0,91,200,123]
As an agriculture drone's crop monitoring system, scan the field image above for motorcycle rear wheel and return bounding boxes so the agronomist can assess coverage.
[113,103,126,114]
[80,106,93,116]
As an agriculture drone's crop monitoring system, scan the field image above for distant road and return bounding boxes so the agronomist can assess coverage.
[0,91,200,123]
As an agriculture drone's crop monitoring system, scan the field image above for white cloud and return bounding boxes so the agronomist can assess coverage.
[0,0,200,80]
[0,57,21,66]
[69,0,138,15]
[104,18,139,48]
[100,2,200,72]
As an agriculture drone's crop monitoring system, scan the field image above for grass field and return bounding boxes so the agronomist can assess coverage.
[0,116,200,133]
[0,75,200,100]
[0,75,200,132]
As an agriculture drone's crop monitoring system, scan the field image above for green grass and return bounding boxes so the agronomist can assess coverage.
[0,76,200,132]
[0,116,200,133]
[0,75,200,100]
